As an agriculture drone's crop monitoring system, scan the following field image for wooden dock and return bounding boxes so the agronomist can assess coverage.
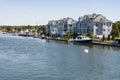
[92,41,120,47]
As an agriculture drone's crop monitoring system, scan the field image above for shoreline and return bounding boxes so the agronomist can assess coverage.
[2,33,120,47]
[44,36,120,47]
[19,35,120,47]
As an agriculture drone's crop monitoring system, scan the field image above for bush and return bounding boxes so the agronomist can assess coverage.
[102,35,107,41]
[86,31,93,38]
[107,35,111,41]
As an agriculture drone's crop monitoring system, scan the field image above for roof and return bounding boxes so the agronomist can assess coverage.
[78,13,112,23]
[93,14,112,22]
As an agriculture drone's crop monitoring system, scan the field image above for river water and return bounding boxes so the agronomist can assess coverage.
[0,34,120,80]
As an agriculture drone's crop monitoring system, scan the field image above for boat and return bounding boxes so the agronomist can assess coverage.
[0,31,3,34]
[46,37,52,40]
[68,36,92,42]
[40,34,46,39]
[33,34,39,38]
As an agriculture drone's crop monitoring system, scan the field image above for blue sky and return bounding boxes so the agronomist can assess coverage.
[0,0,120,25]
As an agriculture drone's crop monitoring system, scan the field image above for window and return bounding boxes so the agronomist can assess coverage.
[85,23,86,27]
[96,22,99,26]
[100,18,103,21]
[80,24,81,28]
[107,22,111,27]
[96,29,98,32]
[103,29,106,31]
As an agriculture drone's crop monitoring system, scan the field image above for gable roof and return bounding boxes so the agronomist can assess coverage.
[93,14,112,22]
[79,13,112,23]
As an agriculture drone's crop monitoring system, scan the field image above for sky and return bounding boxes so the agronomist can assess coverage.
[0,0,120,25]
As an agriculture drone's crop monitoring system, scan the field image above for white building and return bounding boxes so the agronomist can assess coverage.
[77,13,112,38]
[46,13,112,38]
[46,18,76,36]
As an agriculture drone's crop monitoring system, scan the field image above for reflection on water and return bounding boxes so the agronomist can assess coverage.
[47,39,120,51]
[0,34,120,80]
[46,39,69,44]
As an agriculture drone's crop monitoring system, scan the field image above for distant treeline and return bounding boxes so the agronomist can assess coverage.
[0,25,46,34]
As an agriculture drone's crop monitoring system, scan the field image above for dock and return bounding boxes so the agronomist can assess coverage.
[92,41,120,47]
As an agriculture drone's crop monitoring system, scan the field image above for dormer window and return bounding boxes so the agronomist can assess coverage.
[100,18,103,21]
[107,22,111,27]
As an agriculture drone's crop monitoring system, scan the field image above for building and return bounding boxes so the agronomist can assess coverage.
[0,29,7,34]
[46,13,112,38]
[46,18,77,36]
[77,13,112,38]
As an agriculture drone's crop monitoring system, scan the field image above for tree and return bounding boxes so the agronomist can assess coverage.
[37,25,46,35]
[0,26,4,30]
[112,21,120,39]
[107,35,111,41]
[61,33,69,40]
[5,26,12,32]
[102,35,107,41]
[86,31,93,38]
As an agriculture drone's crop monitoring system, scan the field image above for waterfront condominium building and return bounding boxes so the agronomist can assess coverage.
[46,13,112,38]
[77,13,112,38]
[46,17,77,36]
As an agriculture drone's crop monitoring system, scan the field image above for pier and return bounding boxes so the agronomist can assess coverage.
[92,40,120,47]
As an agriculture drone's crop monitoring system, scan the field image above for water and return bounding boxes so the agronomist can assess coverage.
[0,34,120,80]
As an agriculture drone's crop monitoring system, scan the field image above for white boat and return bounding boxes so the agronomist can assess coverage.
[68,36,92,42]
[0,31,3,34]
[46,37,52,40]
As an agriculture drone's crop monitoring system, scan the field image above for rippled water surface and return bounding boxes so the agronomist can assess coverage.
[0,34,120,80]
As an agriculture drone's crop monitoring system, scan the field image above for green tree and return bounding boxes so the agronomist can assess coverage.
[107,35,111,41]
[86,31,93,38]
[102,35,107,41]
[37,25,46,35]
[112,21,120,39]
[61,33,69,40]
